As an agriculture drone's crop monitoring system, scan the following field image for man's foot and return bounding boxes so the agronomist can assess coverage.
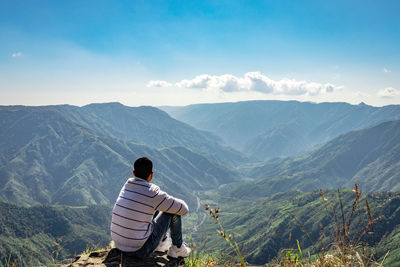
[167,243,191,258]
[154,235,172,253]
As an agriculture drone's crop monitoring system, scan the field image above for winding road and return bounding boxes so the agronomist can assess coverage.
[192,194,207,233]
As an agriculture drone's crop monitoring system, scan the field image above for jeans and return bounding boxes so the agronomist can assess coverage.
[132,211,183,257]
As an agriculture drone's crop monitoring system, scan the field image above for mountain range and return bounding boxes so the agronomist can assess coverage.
[2,100,400,265]
[162,100,400,160]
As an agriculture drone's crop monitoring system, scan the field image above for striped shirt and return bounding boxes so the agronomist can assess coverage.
[110,177,189,252]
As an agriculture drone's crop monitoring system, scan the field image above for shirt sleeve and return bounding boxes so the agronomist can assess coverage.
[153,190,189,216]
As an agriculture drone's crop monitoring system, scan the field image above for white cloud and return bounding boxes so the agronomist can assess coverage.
[245,72,274,93]
[176,74,213,89]
[149,72,337,96]
[146,80,172,87]
[377,87,400,98]
[383,68,391,73]
[12,52,22,57]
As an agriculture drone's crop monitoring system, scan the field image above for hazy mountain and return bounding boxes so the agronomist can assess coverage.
[232,119,400,199]
[0,202,111,266]
[162,100,400,160]
[194,189,400,265]
[0,106,240,207]
[47,103,246,166]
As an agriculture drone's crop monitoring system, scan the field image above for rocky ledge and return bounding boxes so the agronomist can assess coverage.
[63,247,185,267]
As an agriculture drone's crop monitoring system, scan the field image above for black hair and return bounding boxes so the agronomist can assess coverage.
[134,157,153,179]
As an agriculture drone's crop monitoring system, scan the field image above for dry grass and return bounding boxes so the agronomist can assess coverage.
[269,184,387,267]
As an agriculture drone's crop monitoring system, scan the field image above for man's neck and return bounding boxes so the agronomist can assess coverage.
[135,176,149,182]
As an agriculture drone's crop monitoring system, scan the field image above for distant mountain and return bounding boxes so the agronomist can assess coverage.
[232,119,400,199]
[0,202,111,266]
[0,106,240,207]
[161,100,400,160]
[49,103,246,166]
[194,189,400,265]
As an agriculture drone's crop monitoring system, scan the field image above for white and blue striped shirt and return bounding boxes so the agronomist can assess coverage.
[110,177,189,252]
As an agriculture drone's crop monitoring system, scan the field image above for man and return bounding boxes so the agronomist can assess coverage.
[110,157,191,258]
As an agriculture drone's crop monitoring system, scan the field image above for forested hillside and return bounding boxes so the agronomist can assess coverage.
[0,202,111,266]
[194,188,400,265]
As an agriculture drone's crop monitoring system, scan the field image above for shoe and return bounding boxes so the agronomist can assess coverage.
[154,235,172,253]
[167,242,191,258]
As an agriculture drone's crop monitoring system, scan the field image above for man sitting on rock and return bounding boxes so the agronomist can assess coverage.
[110,157,191,258]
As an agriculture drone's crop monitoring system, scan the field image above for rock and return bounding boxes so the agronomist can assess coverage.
[63,246,185,267]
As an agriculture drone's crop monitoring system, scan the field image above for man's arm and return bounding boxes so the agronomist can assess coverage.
[154,190,189,216]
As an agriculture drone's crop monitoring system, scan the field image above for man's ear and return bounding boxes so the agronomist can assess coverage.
[133,170,135,177]
[147,172,153,182]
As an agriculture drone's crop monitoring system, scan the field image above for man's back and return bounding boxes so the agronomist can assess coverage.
[111,177,188,252]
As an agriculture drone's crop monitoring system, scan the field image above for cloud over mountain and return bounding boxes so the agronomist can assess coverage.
[147,72,336,96]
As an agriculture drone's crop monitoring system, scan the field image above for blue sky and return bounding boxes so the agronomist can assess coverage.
[1,0,399,106]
